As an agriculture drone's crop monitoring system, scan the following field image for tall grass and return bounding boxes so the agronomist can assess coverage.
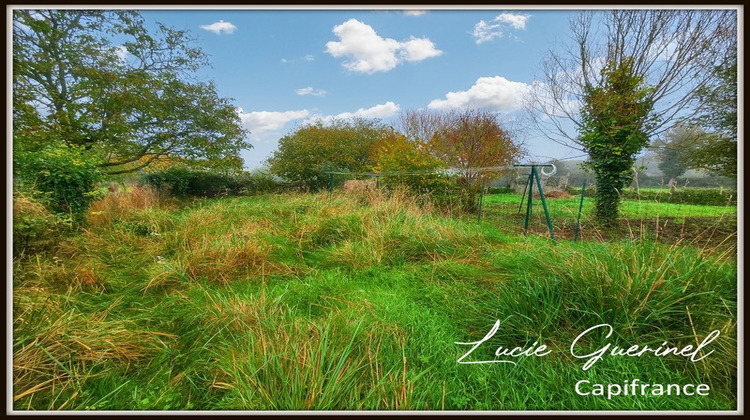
[12,186,738,411]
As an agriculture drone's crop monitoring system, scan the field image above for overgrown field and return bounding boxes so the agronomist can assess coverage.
[482,191,737,251]
[12,188,738,411]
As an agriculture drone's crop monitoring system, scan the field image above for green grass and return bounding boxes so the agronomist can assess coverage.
[482,193,736,220]
[480,192,737,249]
[12,189,738,411]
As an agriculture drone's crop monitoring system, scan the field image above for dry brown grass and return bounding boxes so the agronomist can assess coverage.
[87,184,175,226]
[13,294,174,407]
[13,193,63,257]
[341,179,377,195]
[314,187,484,269]
[14,193,53,220]
[541,190,573,199]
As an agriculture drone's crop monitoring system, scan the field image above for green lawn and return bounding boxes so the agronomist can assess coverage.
[482,193,736,221]
[12,191,738,411]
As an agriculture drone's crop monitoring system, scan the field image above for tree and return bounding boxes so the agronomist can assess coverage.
[13,9,249,175]
[687,47,737,178]
[527,9,736,224]
[373,132,448,194]
[397,109,451,145]
[267,118,394,191]
[428,109,523,184]
[579,58,657,224]
[652,124,706,184]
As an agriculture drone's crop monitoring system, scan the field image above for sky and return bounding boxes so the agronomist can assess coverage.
[128,7,587,170]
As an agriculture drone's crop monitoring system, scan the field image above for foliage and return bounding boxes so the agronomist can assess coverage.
[564,186,737,207]
[620,188,737,206]
[680,135,737,179]
[141,167,242,198]
[373,132,449,194]
[141,167,290,198]
[652,124,707,181]
[12,9,249,175]
[695,44,737,141]
[14,141,104,216]
[428,109,523,183]
[234,169,290,195]
[267,118,394,191]
[578,57,657,225]
[397,109,451,144]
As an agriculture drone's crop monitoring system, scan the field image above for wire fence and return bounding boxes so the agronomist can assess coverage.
[326,166,737,252]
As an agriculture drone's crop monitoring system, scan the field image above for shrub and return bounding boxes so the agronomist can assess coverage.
[373,133,450,195]
[14,141,103,216]
[621,188,737,206]
[234,170,290,195]
[141,167,242,198]
[565,186,737,206]
[268,118,393,191]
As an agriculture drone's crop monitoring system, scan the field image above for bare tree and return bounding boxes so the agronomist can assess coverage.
[396,109,524,180]
[397,109,452,145]
[527,9,737,150]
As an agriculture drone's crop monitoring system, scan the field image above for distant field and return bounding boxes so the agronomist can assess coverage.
[482,192,736,220]
[12,189,738,410]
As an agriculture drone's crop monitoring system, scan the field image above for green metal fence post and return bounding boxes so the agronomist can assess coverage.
[574,179,587,242]
[533,166,555,241]
[477,179,486,223]
[523,171,534,235]
[518,174,529,213]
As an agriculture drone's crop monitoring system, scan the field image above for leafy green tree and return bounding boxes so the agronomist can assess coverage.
[373,132,448,193]
[686,48,737,178]
[653,125,708,184]
[579,58,657,225]
[267,118,394,191]
[13,9,249,175]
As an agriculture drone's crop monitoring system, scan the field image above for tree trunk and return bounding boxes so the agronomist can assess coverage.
[668,177,678,194]
[594,172,622,227]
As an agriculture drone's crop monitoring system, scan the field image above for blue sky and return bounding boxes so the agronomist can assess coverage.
[136,8,584,169]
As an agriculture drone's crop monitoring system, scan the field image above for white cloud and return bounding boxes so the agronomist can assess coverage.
[495,12,530,30]
[325,19,442,74]
[403,10,427,16]
[400,37,442,61]
[472,21,503,45]
[236,108,310,133]
[337,101,401,119]
[647,38,679,63]
[296,87,327,97]
[304,54,315,61]
[114,45,129,62]
[472,12,530,44]
[427,76,531,112]
[200,20,237,35]
[305,101,401,124]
